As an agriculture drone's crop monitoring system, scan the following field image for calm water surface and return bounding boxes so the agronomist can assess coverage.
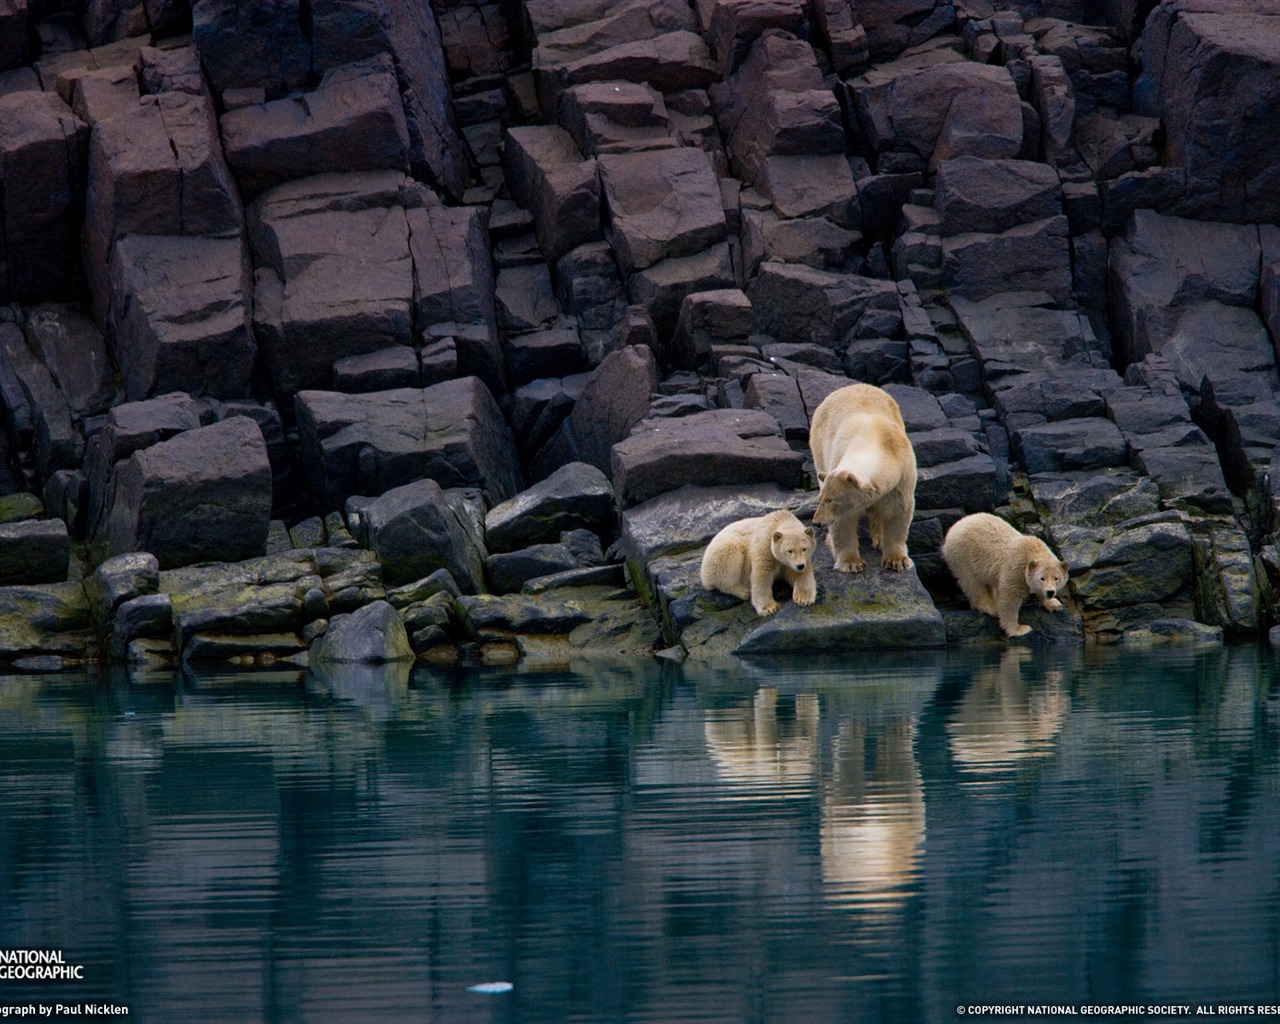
[3,646,1280,1023]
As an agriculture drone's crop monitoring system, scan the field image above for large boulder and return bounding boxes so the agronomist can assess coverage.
[192,0,469,197]
[598,147,727,274]
[220,56,410,199]
[83,90,244,323]
[850,58,1022,171]
[310,599,413,663]
[531,345,658,478]
[349,478,487,592]
[295,377,523,510]
[503,125,602,262]
[0,89,88,304]
[1135,0,1280,222]
[748,263,901,347]
[248,172,415,399]
[611,409,806,508]
[108,235,256,401]
[99,416,273,569]
[1108,210,1264,368]
[485,461,615,552]
[0,519,70,585]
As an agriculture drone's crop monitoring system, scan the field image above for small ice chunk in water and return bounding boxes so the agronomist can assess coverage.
[467,981,513,994]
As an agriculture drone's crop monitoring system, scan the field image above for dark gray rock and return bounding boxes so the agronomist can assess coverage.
[295,377,523,510]
[310,599,413,663]
[611,409,805,508]
[672,288,753,370]
[503,125,602,262]
[108,235,256,401]
[915,453,1000,513]
[935,156,1062,235]
[332,346,420,393]
[599,147,727,274]
[748,263,901,347]
[1134,1,1280,222]
[546,31,717,101]
[485,461,615,553]
[1013,417,1128,474]
[506,328,587,388]
[941,216,1072,304]
[0,519,70,585]
[408,202,503,391]
[349,478,486,593]
[248,174,415,398]
[193,0,468,197]
[83,91,243,324]
[485,543,582,594]
[110,592,173,659]
[23,304,119,422]
[0,323,83,484]
[851,57,1022,167]
[99,417,273,569]
[532,345,657,479]
[627,242,736,339]
[220,56,410,199]
[0,90,88,305]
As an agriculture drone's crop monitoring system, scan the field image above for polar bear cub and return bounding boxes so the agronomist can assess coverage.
[810,383,917,573]
[941,512,1069,637]
[700,509,817,616]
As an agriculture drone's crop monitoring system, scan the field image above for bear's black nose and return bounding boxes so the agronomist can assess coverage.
[796,562,806,572]
[1044,588,1055,598]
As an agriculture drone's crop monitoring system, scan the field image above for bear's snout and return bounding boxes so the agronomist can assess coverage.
[1044,587,1055,598]
[794,561,806,572]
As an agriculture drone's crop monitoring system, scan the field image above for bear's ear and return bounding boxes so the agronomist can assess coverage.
[816,470,827,485]
[1058,559,1069,574]
[1026,558,1039,575]
[772,530,782,542]
[841,470,861,489]
[805,527,815,538]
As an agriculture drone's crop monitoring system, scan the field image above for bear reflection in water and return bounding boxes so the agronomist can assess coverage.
[702,686,925,911]
[946,647,1070,774]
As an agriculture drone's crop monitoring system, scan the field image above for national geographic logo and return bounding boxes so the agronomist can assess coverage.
[0,952,84,982]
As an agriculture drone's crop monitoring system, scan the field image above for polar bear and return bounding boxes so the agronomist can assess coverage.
[809,384,917,573]
[700,509,817,616]
[941,512,1069,637]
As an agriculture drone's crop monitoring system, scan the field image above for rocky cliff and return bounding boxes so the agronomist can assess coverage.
[0,0,1277,668]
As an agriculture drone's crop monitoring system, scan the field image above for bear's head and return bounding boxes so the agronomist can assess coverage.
[1025,557,1069,601]
[812,470,876,525]
[772,525,816,573]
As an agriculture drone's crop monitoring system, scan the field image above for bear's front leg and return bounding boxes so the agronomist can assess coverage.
[788,567,817,607]
[827,515,866,573]
[750,564,780,616]
[997,591,1031,637]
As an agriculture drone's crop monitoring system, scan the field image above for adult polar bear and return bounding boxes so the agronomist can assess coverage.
[809,383,917,573]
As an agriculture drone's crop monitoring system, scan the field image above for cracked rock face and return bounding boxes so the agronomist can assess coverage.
[0,0,1275,664]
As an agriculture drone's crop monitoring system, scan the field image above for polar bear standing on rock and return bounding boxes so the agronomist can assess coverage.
[942,512,1069,637]
[809,384,917,573]
[700,510,817,617]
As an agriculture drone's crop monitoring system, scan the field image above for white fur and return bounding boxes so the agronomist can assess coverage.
[700,509,817,616]
[941,513,1069,637]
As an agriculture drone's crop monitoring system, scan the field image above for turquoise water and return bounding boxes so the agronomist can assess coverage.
[2,646,1280,1023]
